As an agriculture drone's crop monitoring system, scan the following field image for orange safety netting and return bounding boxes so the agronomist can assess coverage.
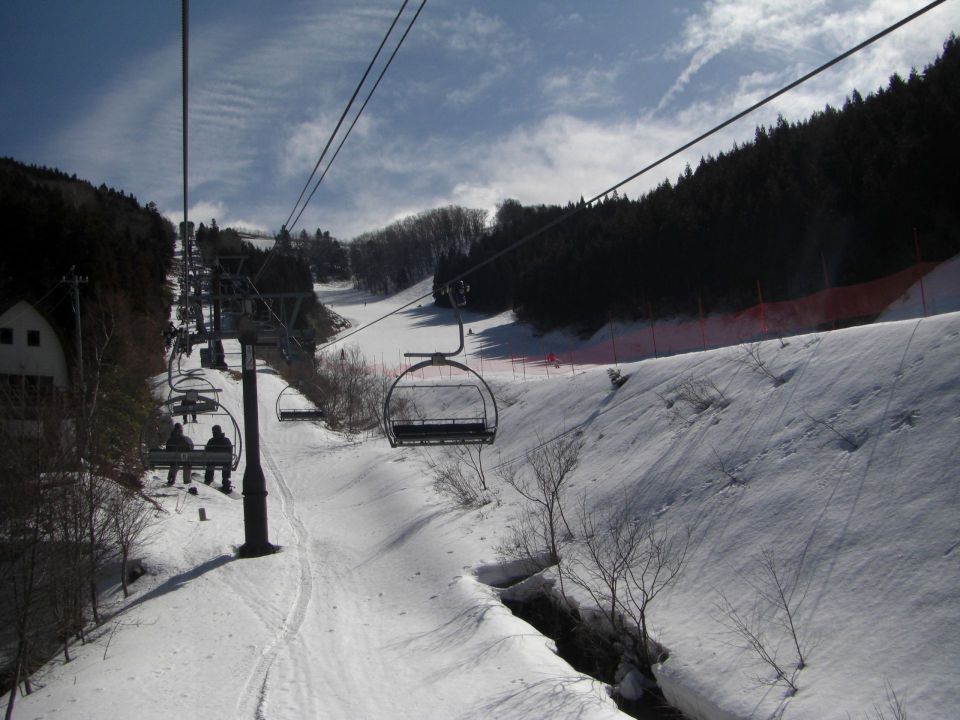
[380,258,956,378]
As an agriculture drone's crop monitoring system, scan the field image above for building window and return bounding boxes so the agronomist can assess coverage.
[0,327,11,344]
[27,330,40,347]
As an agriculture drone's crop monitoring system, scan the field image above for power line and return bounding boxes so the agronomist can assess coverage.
[314,0,949,354]
[283,0,413,233]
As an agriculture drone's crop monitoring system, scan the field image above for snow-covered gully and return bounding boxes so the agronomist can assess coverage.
[9,271,960,719]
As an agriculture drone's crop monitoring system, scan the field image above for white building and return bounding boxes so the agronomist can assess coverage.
[0,300,71,395]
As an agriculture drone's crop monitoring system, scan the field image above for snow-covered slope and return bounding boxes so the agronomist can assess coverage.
[8,280,958,720]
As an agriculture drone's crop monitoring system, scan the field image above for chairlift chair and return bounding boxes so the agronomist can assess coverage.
[168,388,219,418]
[275,382,326,422]
[140,394,242,472]
[383,281,498,447]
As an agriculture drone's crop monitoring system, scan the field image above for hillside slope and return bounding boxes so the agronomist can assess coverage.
[7,286,958,719]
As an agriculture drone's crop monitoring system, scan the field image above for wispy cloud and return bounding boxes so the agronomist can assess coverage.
[540,65,623,111]
[658,0,958,117]
[657,0,831,112]
[446,66,510,107]
[435,9,509,53]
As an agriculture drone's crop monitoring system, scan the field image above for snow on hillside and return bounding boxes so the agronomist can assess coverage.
[7,279,959,720]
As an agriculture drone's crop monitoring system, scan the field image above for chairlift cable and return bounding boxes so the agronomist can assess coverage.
[282,0,413,234]
[287,0,428,235]
[313,0,947,354]
[255,0,419,289]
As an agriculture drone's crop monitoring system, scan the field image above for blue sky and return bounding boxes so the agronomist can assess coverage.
[1,1,957,240]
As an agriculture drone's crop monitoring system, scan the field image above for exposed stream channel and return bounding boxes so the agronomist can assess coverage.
[496,588,687,719]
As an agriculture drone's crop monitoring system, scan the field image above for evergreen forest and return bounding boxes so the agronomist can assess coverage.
[432,35,960,334]
[0,159,176,344]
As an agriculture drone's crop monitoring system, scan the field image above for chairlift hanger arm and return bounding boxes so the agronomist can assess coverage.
[405,282,468,360]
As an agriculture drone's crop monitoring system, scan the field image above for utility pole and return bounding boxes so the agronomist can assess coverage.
[61,266,89,391]
[237,312,274,558]
[181,0,191,292]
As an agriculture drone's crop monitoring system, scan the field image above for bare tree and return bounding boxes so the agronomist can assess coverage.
[864,681,908,720]
[79,294,160,624]
[0,290,165,716]
[565,496,690,673]
[0,388,77,717]
[715,546,810,695]
[46,474,92,662]
[498,433,583,566]
[106,486,158,598]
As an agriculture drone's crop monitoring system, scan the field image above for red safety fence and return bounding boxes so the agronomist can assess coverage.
[369,256,957,380]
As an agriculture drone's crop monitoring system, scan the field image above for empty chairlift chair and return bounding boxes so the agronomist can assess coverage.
[383,281,498,448]
[275,382,326,422]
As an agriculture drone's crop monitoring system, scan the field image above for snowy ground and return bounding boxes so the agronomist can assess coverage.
[7,269,959,720]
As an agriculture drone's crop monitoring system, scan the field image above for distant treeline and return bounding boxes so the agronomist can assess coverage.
[348,205,487,295]
[433,35,960,334]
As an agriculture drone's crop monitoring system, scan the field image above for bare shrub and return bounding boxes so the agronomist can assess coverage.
[659,377,729,422]
[267,345,384,434]
[428,444,495,509]
[676,377,728,411]
[709,446,742,485]
[735,342,787,386]
[798,406,860,450]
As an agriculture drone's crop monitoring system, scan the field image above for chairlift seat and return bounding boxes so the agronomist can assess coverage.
[277,408,326,422]
[145,449,233,469]
[390,419,494,445]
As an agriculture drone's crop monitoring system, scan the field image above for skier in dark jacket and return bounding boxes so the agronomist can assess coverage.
[204,424,233,492]
[165,423,193,485]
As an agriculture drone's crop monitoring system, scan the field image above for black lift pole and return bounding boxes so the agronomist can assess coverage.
[238,316,275,557]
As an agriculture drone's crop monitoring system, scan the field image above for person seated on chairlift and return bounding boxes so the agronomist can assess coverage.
[204,424,233,492]
[165,423,194,485]
[179,389,199,423]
